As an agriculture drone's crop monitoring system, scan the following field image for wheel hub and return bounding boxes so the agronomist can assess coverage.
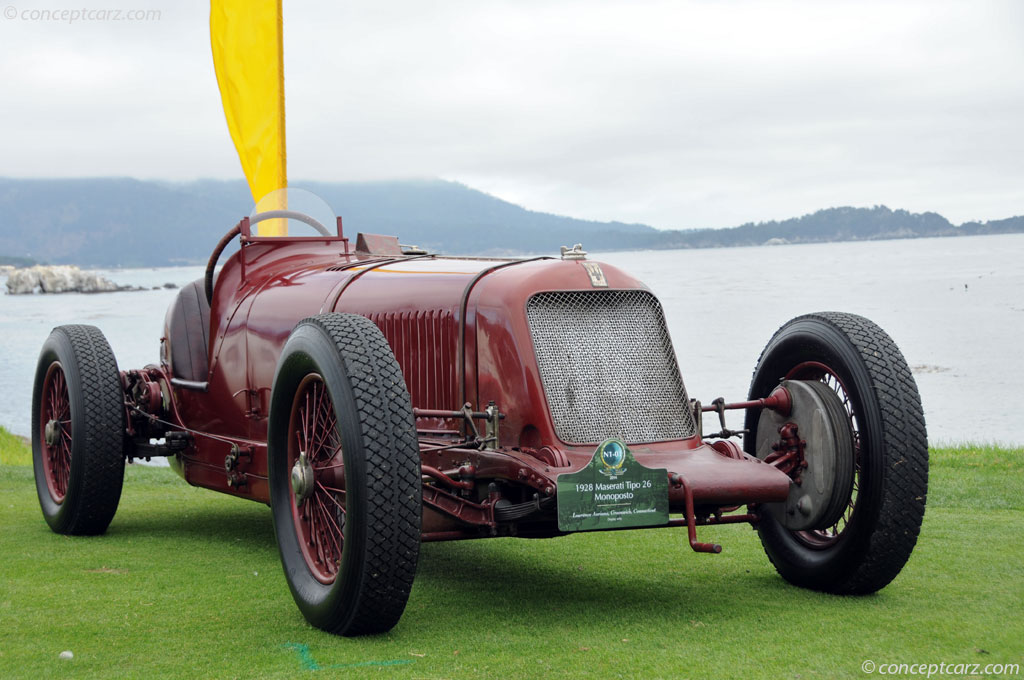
[291,451,314,506]
[44,419,61,447]
[756,379,855,531]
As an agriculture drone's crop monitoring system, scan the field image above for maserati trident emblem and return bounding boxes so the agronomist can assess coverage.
[581,262,608,287]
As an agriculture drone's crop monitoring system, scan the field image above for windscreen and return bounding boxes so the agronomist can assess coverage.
[249,188,337,237]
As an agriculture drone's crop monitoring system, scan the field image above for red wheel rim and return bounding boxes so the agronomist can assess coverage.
[40,362,73,503]
[784,361,861,549]
[287,374,346,584]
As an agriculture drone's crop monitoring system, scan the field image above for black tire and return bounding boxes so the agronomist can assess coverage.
[31,325,126,535]
[267,313,421,636]
[744,312,928,594]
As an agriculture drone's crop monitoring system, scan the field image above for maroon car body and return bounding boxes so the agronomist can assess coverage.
[32,207,929,636]
[168,220,787,519]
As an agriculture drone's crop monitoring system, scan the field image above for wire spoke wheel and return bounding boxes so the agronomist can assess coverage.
[745,312,928,594]
[40,362,73,502]
[31,325,125,535]
[288,374,346,584]
[268,313,421,636]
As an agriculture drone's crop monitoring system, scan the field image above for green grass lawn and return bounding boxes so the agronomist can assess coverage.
[1,430,1021,679]
[0,426,31,466]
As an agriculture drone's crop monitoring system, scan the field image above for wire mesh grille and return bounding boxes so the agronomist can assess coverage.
[526,290,696,444]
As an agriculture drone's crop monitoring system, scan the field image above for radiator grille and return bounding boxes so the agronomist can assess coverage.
[526,290,695,444]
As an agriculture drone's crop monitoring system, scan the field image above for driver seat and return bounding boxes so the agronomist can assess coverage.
[164,278,211,383]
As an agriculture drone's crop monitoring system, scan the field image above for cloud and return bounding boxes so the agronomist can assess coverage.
[1,0,1022,228]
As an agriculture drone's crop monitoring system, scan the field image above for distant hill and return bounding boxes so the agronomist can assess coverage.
[649,206,1024,249]
[0,178,1020,267]
[0,254,35,267]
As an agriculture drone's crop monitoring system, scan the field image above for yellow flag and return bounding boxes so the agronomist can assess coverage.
[210,0,287,235]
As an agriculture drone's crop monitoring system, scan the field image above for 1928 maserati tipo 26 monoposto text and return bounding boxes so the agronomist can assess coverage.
[32,192,928,636]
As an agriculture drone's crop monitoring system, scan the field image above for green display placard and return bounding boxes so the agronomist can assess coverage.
[557,439,669,532]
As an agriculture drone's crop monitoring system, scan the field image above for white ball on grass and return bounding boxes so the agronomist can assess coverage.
[59,651,74,660]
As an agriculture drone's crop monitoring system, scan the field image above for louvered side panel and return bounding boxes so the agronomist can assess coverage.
[366,310,458,410]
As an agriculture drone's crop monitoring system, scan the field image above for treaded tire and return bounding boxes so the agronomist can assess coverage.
[268,313,421,636]
[744,312,928,594]
[31,325,126,535]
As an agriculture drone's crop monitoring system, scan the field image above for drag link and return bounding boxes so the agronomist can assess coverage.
[700,386,792,417]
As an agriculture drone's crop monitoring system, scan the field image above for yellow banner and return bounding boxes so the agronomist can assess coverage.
[210,0,287,235]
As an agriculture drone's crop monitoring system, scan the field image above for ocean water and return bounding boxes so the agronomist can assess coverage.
[1,266,206,440]
[1,234,1021,446]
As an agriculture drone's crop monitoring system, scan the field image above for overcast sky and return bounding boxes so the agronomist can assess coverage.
[1,0,1022,229]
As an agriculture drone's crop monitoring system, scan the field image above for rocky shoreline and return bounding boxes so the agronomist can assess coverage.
[2,265,176,295]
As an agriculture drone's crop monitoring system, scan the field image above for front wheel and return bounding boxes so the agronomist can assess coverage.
[267,313,421,636]
[744,312,928,594]
[31,325,126,535]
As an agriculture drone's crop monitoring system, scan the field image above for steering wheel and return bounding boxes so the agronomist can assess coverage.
[249,209,331,236]
[204,210,333,305]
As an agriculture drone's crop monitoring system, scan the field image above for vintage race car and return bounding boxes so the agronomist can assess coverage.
[31,190,928,635]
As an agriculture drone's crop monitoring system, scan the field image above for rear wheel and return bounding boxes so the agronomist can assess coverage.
[744,312,928,594]
[268,313,421,636]
[32,325,125,535]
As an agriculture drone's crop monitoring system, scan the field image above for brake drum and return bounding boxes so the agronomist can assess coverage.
[755,380,855,532]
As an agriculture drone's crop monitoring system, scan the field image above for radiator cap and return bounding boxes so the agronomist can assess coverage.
[560,243,587,260]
